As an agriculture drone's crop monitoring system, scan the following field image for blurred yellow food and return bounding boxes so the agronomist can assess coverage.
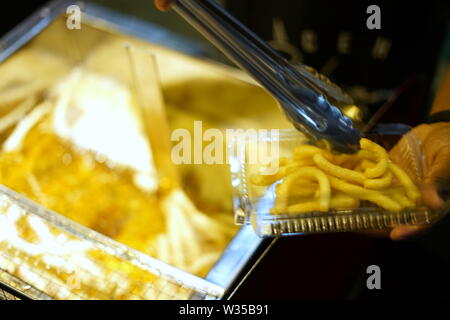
[0,67,241,300]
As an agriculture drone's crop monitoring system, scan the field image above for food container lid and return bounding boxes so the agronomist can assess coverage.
[228,127,448,237]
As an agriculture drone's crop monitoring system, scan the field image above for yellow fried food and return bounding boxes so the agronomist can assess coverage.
[360,138,388,178]
[364,171,393,189]
[388,162,421,202]
[329,193,360,210]
[328,176,401,212]
[387,190,414,209]
[274,166,330,211]
[250,158,314,186]
[276,193,360,214]
[335,149,377,166]
[361,159,376,170]
[284,179,318,199]
[313,153,365,184]
[282,201,325,214]
[251,137,421,215]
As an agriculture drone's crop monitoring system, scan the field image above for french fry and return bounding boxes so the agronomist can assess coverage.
[354,163,363,173]
[273,193,360,215]
[360,138,388,178]
[313,153,365,184]
[361,159,376,170]
[364,171,393,189]
[0,95,37,133]
[0,79,46,109]
[388,162,421,202]
[285,201,325,214]
[250,158,314,186]
[275,166,330,211]
[360,138,387,157]
[331,154,353,165]
[365,158,388,179]
[387,191,413,209]
[282,179,318,199]
[360,192,402,212]
[329,193,360,210]
[250,137,422,216]
[332,153,362,168]
[328,175,401,212]
[155,234,170,265]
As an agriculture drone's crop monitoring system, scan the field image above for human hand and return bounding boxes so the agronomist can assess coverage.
[155,0,174,11]
[389,122,450,240]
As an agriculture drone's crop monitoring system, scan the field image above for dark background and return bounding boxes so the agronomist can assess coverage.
[2,0,450,299]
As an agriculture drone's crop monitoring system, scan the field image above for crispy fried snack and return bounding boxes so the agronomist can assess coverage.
[251,138,422,215]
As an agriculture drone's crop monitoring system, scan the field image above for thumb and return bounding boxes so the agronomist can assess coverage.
[422,148,450,209]
[390,225,425,241]
[421,182,444,210]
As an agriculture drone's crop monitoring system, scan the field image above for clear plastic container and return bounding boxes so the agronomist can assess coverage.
[229,127,448,237]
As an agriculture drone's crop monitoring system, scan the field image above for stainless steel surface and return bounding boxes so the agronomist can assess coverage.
[0,267,52,300]
[172,0,361,153]
[0,0,273,300]
[0,1,206,63]
[0,0,72,62]
[204,225,263,291]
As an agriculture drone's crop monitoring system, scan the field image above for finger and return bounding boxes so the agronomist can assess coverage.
[422,147,450,209]
[155,0,174,11]
[390,225,425,241]
[408,123,436,142]
[388,131,422,184]
[421,182,445,210]
[422,125,450,171]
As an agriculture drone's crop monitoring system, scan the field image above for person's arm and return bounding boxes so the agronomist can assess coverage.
[390,66,450,240]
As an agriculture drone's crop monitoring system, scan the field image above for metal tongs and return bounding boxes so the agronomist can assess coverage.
[171,0,361,153]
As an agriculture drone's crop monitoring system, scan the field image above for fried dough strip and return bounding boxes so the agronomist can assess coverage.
[275,166,330,211]
[328,175,401,212]
[313,153,365,184]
